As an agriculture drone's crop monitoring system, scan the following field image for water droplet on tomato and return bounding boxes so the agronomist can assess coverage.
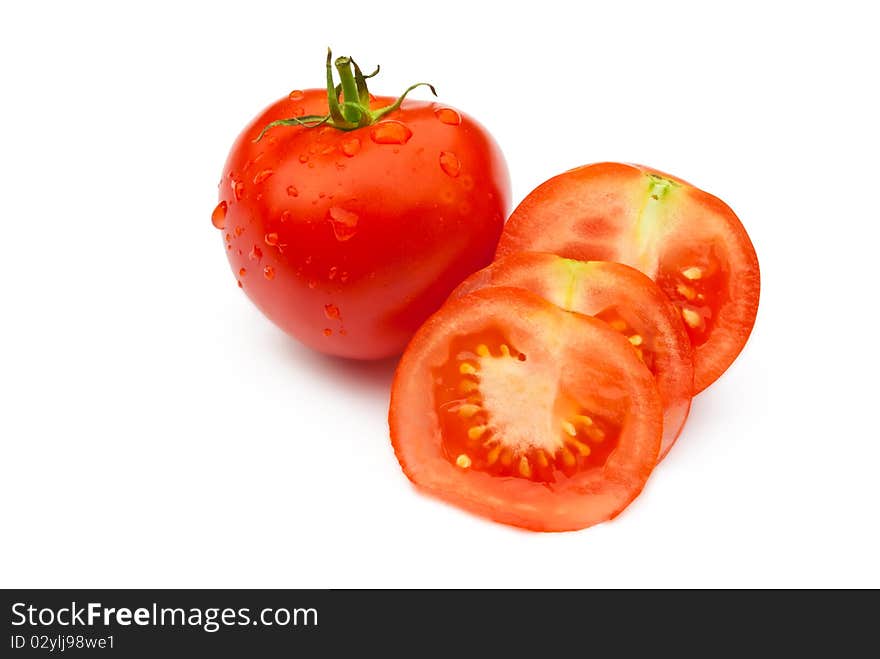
[299,154,309,164]
[323,328,332,337]
[237,280,243,288]
[327,207,359,241]
[287,185,299,197]
[249,245,262,261]
[370,121,412,145]
[264,232,278,246]
[293,107,305,117]
[434,107,462,125]
[341,137,361,157]
[225,233,231,242]
[328,266,338,280]
[253,169,274,185]
[263,265,275,280]
[340,271,349,283]
[234,226,245,237]
[244,153,264,170]
[239,267,247,277]
[212,201,227,229]
[281,210,292,223]
[233,180,245,200]
[439,151,461,177]
[324,304,340,320]
[289,89,305,101]
[308,279,317,289]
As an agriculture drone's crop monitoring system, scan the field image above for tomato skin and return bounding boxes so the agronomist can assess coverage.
[218,90,510,358]
[390,286,662,532]
[451,254,693,460]
[496,162,759,392]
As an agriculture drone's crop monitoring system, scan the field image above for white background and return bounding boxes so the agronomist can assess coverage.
[2,1,878,588]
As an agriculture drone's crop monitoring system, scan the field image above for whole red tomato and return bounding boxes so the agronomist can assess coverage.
[213,52,510,358]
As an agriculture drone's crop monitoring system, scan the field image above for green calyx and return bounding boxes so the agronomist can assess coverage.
[255,49,436,141]
[646,173,678,201]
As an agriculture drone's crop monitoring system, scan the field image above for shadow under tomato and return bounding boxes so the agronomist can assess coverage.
[273,332,400,399]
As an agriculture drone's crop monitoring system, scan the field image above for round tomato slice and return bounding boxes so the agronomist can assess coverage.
[451,254,693,460]
[389,287,662,532]
[496,162,760,393]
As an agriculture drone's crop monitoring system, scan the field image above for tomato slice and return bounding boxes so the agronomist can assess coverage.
[389,287,662,532]
[496,162,760,393]
[451,254,693,460]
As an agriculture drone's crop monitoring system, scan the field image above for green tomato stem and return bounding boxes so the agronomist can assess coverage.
[254,48,438,141]
[334,57,362,124]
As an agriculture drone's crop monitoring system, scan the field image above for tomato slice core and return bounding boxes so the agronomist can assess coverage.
[434,329,621,483]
